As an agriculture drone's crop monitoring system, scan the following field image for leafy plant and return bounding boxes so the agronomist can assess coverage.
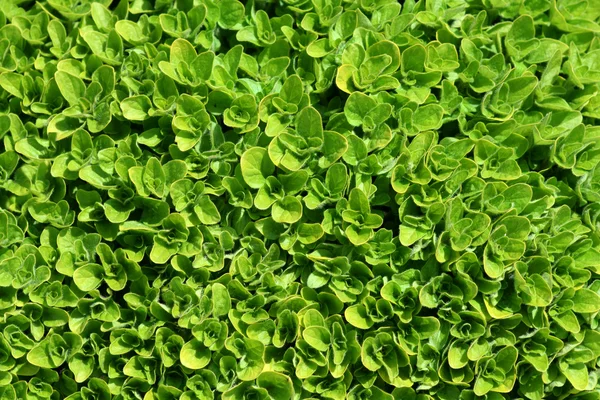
[0,0,600,399]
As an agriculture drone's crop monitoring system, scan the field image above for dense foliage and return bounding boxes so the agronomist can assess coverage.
[1,0,600,399]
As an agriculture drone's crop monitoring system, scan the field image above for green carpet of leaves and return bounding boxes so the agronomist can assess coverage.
[1,0,600,399]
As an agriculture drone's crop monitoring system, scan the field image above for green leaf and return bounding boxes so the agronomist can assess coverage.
[414,104,444,131]
[344,92,376,127]
[72,264,104,291]
[560,358,589,391]
[506,76,538,103]
[121,95,153,121]
[115,20,148,44]
[296,106,323,138]
[55,71,86,107]
[572,289,600,313]
[272,196,303,224]
[219,0,245,29]
[344,305,373,330]
[180,339,211,369]
[257,371,294,399]
[297,223,324,244]
[303,326,330,352]
[241,147,276,189]
[212,283,231,317]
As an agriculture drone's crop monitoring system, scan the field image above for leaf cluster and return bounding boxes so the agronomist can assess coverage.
[1,0,600,399]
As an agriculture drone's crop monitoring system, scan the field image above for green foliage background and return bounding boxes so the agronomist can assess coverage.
[0,0,600,399]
